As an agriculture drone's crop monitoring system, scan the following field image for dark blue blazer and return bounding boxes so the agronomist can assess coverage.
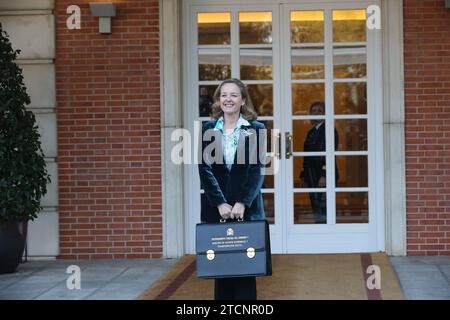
[301,123,340,186]
[198,119,266,223]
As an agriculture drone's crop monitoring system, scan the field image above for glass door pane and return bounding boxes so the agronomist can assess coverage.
[239,11,276,225]
[291,11,324,43]
[239,12,273,44]
[332,9,369,224]
[240,48,273,80]
[198,12,231,45]
[332,10,366,43]
[197,12,232,117]
[290,10,327,225]
[197,12,232,217]
[279,3,382,253]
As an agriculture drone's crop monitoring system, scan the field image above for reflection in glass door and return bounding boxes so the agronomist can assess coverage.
[289,9,370,226]
[289,10,329,225]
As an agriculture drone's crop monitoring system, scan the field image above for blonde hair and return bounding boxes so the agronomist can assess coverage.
[210,78,257,121]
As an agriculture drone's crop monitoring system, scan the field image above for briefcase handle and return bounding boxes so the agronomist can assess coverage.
[220,218,243,223]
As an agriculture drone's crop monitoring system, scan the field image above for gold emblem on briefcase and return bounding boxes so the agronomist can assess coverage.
[247,247,255,259]
[206,249,215,260]
[227,228,234,236]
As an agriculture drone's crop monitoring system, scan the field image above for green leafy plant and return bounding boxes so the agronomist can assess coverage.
[0,23,50,223]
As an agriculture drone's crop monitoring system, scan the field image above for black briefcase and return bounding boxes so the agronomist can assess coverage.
[195,219,272,279]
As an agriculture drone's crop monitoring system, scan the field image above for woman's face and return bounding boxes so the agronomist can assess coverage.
[219,83,245,117]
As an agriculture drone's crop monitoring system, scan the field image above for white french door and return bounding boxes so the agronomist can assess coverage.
[182,0,384,254]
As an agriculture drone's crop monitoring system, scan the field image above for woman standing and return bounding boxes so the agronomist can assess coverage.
[198,78,267,300]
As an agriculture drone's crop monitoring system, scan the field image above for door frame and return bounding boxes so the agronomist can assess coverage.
[160,0,407,256]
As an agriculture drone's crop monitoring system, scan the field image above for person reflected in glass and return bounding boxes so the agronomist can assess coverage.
[199,86,214,117]
[198,78,267,300]
[300,101,339,223]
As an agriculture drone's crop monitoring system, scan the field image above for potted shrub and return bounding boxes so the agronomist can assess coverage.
[0,23,50,274]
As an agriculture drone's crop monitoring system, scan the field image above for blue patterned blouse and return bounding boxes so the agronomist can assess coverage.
[214,115,250,170]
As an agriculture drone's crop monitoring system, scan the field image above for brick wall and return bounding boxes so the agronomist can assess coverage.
[56,0,162,259]
[404,0,450,255]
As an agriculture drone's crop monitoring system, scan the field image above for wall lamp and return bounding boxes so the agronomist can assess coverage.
[89,2,116,34]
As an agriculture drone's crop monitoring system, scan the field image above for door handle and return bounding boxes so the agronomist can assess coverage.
[275,132,282,159]
[285,132,292,159]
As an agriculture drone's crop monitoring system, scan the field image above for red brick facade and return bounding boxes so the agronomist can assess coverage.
[55,0,162,259]
[404,0,450,255]
[54,0,450,258]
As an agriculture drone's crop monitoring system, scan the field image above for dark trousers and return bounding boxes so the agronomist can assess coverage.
[214,277,257,300]
[309,192,326,223]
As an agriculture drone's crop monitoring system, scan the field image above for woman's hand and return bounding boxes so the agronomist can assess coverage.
[231,202,245,220]
[318,176,326,188]
[217,203,232,220]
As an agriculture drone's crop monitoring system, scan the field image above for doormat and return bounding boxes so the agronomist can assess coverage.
[138,253,403,300]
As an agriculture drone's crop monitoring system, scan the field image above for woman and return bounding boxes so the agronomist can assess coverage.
[198,78,267,300]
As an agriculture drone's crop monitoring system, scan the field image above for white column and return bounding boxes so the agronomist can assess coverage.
[382,0,407,256]
[0,0,58,258]
[160,0,185,258]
